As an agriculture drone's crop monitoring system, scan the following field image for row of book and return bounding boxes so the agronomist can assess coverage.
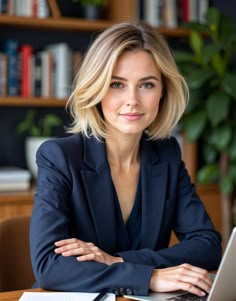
[0,40,81,99]
[138,0,210,28]
[0,167,31,192]
[0,0,50,18]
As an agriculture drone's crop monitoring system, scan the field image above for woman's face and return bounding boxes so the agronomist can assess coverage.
[101,50,163,138]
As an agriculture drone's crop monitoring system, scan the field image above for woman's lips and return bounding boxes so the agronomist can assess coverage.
[120,113,144,121]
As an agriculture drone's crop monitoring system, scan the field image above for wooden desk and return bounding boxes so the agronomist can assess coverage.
[0,288,130,301]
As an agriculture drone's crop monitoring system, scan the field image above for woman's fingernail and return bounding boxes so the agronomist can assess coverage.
[201,291,206,296]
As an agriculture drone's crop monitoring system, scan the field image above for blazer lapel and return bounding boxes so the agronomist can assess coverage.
[140,138,168,249]
[80,137,116,253]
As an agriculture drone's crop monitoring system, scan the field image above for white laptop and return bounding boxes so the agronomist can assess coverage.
[124,227,236,301]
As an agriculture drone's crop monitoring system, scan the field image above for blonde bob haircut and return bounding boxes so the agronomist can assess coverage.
[67,21,188,140]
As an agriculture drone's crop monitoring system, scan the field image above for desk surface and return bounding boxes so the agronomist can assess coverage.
[0,288,129,301]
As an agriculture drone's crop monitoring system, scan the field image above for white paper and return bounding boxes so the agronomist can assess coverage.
[19,292,115,301]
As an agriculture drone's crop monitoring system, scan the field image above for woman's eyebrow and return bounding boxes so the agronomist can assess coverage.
[111,75,160,81]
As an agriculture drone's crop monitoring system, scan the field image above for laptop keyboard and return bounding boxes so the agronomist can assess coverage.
[166,292,208,301]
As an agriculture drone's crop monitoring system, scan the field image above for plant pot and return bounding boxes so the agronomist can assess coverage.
[25,137,51,178]
[82,5,103,20]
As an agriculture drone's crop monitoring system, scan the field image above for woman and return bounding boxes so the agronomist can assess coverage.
[30,22,221,297]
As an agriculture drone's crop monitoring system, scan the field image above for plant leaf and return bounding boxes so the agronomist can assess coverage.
[206,92,230,126]
[211,53,225,75]
[209,126,232,150]
[186,69,214,89]
[203,143,218,163]
[41,114,62,137]
[202,42,223,65]
[220,174,233,196]
[228,132,236,161]
[197,164,219,183]
[206,7,221,40]
[229,164,236,182]
[223,73,236,99]
[189,31,203,56]
[182,110,207,141]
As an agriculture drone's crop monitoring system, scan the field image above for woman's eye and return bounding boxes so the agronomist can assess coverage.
[110,82,123,89]
[140,82,154,89]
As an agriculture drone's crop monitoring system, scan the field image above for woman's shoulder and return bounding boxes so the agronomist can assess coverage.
[39,133,86,150]
[36,134,88,160]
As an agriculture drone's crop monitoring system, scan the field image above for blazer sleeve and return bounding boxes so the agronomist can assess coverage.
[30,140,153,295]
[118,139,222,270]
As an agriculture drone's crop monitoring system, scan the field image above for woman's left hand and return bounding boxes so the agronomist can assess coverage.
[54,238,123,265]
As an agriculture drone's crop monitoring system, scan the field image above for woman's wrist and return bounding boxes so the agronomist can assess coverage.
[149,269,157,291]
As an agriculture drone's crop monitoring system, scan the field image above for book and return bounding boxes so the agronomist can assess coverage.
[0,181,31,191]
[3,39,18,96]
[19,292,115,301]
[163,0,178,28]
[0,53,7,96]
[0,167,31,192]
[0,167,31,182]
[33,52,42,97]
[20,44,33,97]
[37,0,50,18]
[144,0,163,27]
[40,50,54,98]
[46,43,72,99]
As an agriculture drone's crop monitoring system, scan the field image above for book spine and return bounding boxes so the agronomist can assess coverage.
[198,0,209,23]
[144,0,163,27]
[189,0,198,22]
[163,0,178,28]
[182,0,189,22]
[0,0,8,13]
[4,39,18,96]
[47,43,72,99]
[34,53,42,97]
[37,0,50,18]
[0,53,7,96]
[20,44,33,97]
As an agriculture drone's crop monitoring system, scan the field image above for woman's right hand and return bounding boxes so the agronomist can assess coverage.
[150,263,212,297]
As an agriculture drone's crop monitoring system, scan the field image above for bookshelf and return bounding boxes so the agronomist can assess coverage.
[0,96,66,107]
[0,14,190,37]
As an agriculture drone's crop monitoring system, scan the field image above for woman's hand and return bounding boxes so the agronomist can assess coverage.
[54,238,123,265]
[150,263,212,297]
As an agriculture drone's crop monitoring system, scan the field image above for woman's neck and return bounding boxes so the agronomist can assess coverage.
[105,133,142,171]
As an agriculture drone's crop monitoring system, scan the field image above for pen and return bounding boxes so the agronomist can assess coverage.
[92,290,107,301]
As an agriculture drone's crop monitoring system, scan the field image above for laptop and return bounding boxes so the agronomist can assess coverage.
[124,227,236,301]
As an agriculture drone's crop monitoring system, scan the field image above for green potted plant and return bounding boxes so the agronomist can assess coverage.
[17,110,63,178]
[74,0,108,20]
[174,7,236,245]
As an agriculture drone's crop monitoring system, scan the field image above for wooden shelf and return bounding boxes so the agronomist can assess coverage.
[0,186,35,220]
[0,96,67,107]
[0,14,113,32]
[0,14,190,37]
[0,187,35,203]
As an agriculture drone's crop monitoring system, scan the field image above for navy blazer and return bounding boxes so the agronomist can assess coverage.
[30,134,221,295]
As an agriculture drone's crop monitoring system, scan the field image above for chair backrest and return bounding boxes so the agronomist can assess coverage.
[0,215,35,291]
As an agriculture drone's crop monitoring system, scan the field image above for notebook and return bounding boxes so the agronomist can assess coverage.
[124,227,236,301]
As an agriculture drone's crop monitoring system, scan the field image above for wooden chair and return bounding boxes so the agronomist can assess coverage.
[0,216,35,291]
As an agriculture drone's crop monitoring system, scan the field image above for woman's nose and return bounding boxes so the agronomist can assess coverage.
[125,87,139,106]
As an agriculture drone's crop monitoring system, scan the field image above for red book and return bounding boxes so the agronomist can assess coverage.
[182,0,189,22]
[20,45,33,97]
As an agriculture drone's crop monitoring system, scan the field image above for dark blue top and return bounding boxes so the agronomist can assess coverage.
[114,176,141,252]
